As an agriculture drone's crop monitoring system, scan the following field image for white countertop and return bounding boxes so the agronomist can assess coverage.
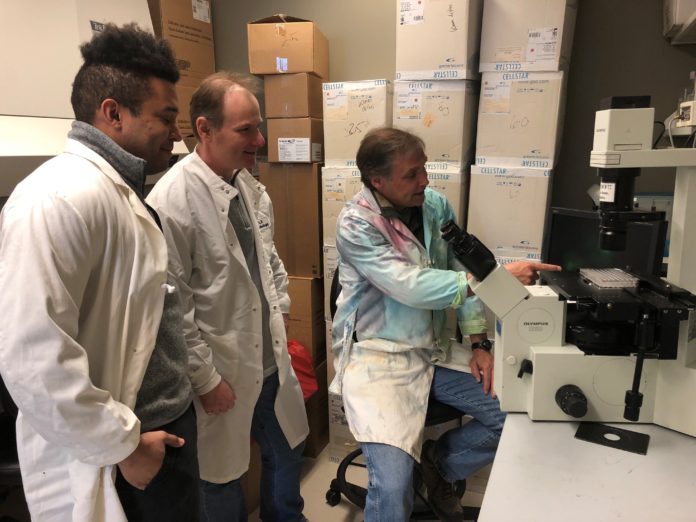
[479,413,696,521]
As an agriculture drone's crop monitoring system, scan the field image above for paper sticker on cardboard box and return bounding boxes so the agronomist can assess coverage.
[400,0,426,25]
[279,138,310,162]
[494,46,523,63]
[396,91,422,119]
[276,57,289,73]
[527,27,558,63]
[480,80,511,114]
[192,0,210,23]
[325,91,348,120]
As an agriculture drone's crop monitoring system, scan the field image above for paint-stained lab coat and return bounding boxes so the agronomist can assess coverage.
[0,139,169,521]
[330,187,487,461]
[146,151,308,483]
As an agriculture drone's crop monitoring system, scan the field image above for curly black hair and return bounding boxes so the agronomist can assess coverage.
[71,23,179,123]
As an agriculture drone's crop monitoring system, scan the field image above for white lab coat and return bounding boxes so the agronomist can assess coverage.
[147,151,308,483]
[0,139,169,521]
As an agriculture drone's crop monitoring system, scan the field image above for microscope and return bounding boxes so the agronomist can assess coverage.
[444,95,696,443]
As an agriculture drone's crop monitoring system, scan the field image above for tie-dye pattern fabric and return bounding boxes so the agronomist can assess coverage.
[329,187,487,460]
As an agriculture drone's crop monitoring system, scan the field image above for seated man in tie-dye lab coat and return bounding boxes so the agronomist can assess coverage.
[329,127,560,522]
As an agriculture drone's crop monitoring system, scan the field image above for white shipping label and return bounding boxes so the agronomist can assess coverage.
[399,0,426,25]
[276,57,288,73]
[324,91,348,120]
[480,80,511,114]
[396,92,422,119]
[278,138,310,162]
[191,0,211,23]
[527,27,559,63]
[312,143,322,162]
[600,182,616,203]
[494,47,523,63]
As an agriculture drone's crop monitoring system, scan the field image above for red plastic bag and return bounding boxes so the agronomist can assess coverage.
[287,340,318,401]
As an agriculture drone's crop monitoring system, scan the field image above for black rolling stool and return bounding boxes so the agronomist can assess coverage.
[324,267,480,521]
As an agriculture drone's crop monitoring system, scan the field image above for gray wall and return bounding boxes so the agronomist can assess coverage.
[212,0,696,209]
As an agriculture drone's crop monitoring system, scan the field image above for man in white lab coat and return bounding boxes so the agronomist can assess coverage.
[147,73,309,521]
[0,24,199,521]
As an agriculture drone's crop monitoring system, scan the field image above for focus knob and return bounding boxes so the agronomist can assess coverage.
[555,384,588,418]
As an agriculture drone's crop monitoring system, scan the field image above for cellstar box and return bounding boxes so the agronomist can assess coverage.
[395,0,483,80]
[264,73,323,119]
[321,166,363,246]
[479,0,577,73]
[323,244,338,321]
[323,80,393,167]
[267,118,324,163]
[247,15,329,79]
[475,71,565,168]
[287,276,326,366]
[393,80,478,165]
[467,165,552,258]
[258,163,322,277]
[425,162,467,224]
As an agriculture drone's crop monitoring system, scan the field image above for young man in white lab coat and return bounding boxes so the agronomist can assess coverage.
[147,73,309,521]
[0,24,200,522]
[330,127,560,521]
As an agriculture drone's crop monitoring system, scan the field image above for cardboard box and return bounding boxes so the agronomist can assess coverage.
[1,1,155,119]
[304,360,329,458]
[258,162,322,277]
[321,166,364,246]
[328,392,360,463]
[425,162,468,225]
[395,0,483,80]
[287,276,326,365]
[467,165,552,257]
[475,71,565,168]
[241,441,261,514]
[264,73,323,119]
[322,80,393,167]
[148,0,215,137]
[479,0,577,72]
[148,0,215,81]
[267,118,324,163]
[326,320,335,384]
[393,80,478,165]
[247,15,329,79]
[322,244,339,321]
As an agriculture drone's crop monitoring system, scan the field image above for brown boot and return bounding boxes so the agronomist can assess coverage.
[419,440,466,521]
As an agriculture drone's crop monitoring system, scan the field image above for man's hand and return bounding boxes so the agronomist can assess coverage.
[469,345,496,398]
[118,431,184,490]
[504,261,561,285]
[199,379,236,415]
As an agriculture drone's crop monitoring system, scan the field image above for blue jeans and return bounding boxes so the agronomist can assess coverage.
[361,365,506,520]
[199,372,306,522]
[429,365,507,481]
[361,443,415,522]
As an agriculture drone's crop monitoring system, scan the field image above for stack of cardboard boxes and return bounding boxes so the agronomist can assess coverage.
[468,0,577,264]
[247,15,330,460]
[147,0,215,146]
[393,0,483,227]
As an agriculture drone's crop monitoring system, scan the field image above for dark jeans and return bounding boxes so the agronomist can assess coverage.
[116,404,200,522]
[199,372,306,522]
